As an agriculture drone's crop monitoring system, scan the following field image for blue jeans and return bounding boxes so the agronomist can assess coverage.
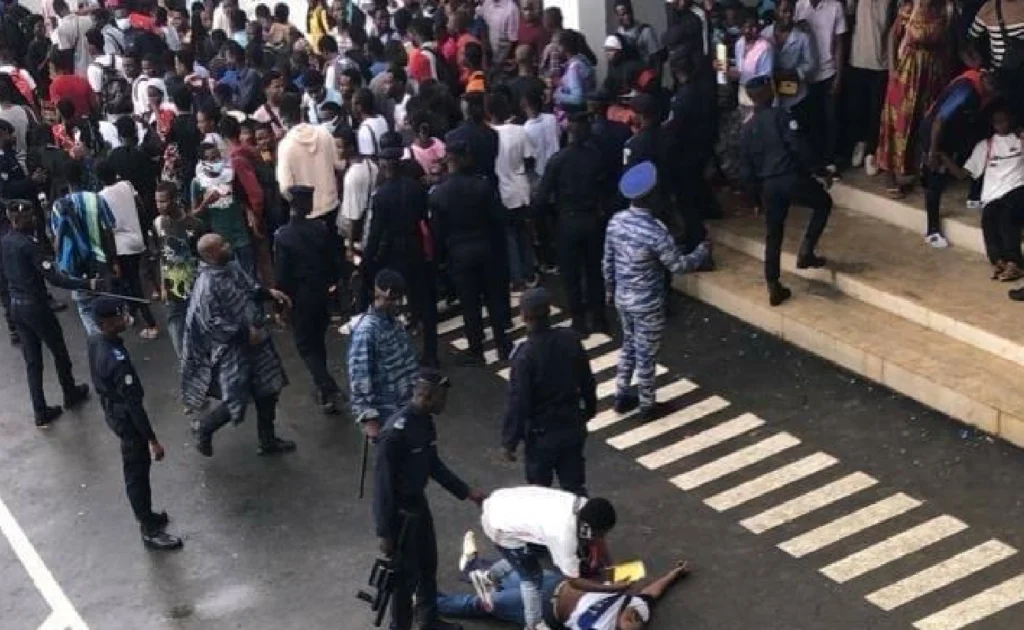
[73,291,100,336]
[436,561,561,626]
[166,299,188,359]
[505,210,535,285]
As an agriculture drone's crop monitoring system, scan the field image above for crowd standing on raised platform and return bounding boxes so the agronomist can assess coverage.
[0,0,1022,627]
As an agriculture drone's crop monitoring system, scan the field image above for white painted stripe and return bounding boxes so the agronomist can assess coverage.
[821,515,968,583]
[912,573,1024,630]
[0,493,89,630]
[740,472,877,534]
[637,413,764,470]
[589,350,622,373]
[607,394,727,448]
[38,612,71,630]
[594,365,668,398]
[438,306,562,336]
[778,493,921,558]
[670,432,799,490]
[705,453,838,512]
[587,376,695,432]
[453,326,605,351]
[867,540,1017,611]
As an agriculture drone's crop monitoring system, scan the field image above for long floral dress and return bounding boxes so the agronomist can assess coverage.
[876,1,952,176]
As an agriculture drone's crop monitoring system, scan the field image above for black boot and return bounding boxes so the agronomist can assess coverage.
[257,437,297,456]
[454,349,486,367]
[141,528,183,551]
[768,283,792,307]
[192,419,213,457]
[317,390,341,415]
[614,393,638,414]
[34,406,63,428]
[63,384,89,410]
[571,317,590,338]
[796,252,827,269]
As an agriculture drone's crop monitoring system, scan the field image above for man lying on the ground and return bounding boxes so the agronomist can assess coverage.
[437,531,690,629]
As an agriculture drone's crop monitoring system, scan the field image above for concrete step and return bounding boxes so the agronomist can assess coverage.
[707,202,1024,370]
[832,170,984,255]
[673,247,1024,450]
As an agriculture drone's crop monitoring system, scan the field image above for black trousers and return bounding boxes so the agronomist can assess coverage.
[806,77,839,166]
[114,426,160,533]
[524,429,587,496]
[197,394,280,446]
[557,213,606,327]
[391,506,438,630]
[981,186,1024,266]
[762,174,833,284]
[846,67,888,155]
[291,291,338,396]
[315,207,348,313]
[116,253,157,327]
[389,259,438,367]
[449,244,510,356]
[12,302,76,416]
[0,279,13,335]
[669,164,711,252]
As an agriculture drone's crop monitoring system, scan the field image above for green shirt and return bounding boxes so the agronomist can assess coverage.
[190,179,251,250]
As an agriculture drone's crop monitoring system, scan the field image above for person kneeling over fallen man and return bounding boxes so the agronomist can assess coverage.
[436,531,689,629]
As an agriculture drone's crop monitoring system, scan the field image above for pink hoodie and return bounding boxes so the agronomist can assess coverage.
[276,123,340,219]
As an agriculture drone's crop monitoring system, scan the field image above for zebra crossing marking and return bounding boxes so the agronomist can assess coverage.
[866,540,1017,611]
[912,573,1024,630]
[637,413,765,470]
[740,472,878,535]
[820,515,968,583]
[669,432,800,491]
[704,453,839,512]
[605,392,724,448]
[777,493,922,558]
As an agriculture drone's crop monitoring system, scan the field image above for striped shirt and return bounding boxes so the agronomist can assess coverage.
[970,10,1024,68]
[347,308,419,423]
[602,207,709,313]
[50,191,115,277]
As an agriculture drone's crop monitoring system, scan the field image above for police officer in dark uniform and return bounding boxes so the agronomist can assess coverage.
[1,201,92,427]
[373,367,487,630]
[364,132,439,367]
[535,115,610,336]
[274,185,343,414]
[88,297,183,551]
[501,287,597,496]
[623,93,662,169]
[739,75,832,307]
[429,141,511,366]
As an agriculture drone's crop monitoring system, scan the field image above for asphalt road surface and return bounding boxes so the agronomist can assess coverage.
[3,287,1024,630]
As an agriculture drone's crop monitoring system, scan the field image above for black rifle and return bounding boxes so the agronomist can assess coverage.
[357,512,412,627]
[358,434,369,498]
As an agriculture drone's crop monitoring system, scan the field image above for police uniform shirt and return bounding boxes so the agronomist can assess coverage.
[273,217,339,296]
[535,143,607,214]
[1,231,90,305]
[364,176,429,265]
[502,328,597,452]
[739,105,821,185]
[0,149,35,200]
[428,172,504,260]
[444,121,499,181]
[87,334,156,442]
[623,127,659,170]
[373,407,470,537]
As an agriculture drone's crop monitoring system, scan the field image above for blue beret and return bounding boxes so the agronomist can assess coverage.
[744,75,773,91]
[619,161,658,200]
[93,296,124,320]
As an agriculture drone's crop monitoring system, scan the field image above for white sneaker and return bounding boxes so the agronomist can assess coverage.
[864,155,879,176]
[925,233,949,249]
[966,199,983,210]
[458,530,478,573]
[851,142,866,168]
[469,569,495,612]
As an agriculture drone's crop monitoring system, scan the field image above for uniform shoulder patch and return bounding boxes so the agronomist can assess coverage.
[124,373,134,385]
[789,119,799,131]
[112,348,126,361]
[41,260,52,271]
[392,416,406,430]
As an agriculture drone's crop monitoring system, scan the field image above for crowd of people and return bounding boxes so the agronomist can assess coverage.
[2,0,1024,627]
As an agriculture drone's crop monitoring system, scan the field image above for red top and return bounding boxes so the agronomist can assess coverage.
[517,21,548,58]
[49,74,93,118]
[129,12,158,32]
[407,47,433,84]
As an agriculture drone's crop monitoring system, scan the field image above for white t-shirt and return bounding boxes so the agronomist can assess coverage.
[86,54,125,93]
[796,0,847,82]
[481,487,582,578]
[100,181,146,255]
[523,113,560,178]
[56,14,95,77]
[963,134,1024,205]
[357,115,389,157]
[566,593,652,630]
[340,160,380,224]
[493,122,535,209]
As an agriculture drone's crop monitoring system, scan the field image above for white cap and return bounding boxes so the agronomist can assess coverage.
[604,35,623,50]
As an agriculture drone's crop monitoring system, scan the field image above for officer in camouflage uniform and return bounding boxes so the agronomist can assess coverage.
[602,162,710,422]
